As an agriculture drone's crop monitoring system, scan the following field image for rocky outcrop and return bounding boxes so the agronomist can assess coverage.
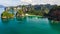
[48,6,60,21]
[16,10,25,17]
[1,11,14,19]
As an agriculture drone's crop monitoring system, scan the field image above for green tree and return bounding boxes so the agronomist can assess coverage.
[1,11,14,18]
[16,9,24,17]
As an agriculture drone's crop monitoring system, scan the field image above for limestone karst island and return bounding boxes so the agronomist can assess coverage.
[1,4,60,21]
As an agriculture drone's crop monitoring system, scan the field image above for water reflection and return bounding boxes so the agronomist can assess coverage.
[49,20,60,31]
[27,16,33,19]
[1,16,60,34]
[26,16,42,19]
[16,17,26,23]
[1,18,10,24]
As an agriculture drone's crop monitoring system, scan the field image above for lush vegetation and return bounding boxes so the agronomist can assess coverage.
[1,4,60,21]
[1,11,14,18]
[26,7,49,16]
[16,9,24,17]
[1,5,49,18]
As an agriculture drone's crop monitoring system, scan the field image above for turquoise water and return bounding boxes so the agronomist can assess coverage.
[0,16,60,34]
[0,8,60,34]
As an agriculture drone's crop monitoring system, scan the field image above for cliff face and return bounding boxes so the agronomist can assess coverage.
[48,6,60,21]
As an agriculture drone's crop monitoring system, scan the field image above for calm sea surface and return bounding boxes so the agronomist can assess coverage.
[0,8,60,34]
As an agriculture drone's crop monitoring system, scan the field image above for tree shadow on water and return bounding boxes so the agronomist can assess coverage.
[49,20,60,31]
[1,18,10,24]
[16,17,26,24]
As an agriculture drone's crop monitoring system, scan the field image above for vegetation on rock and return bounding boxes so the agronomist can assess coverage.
[1,11,14,18]
[16,9,24,17]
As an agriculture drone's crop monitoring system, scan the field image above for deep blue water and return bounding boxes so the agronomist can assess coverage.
[0,8,60,34]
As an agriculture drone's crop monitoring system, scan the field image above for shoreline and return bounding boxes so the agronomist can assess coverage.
[25,14,43,17]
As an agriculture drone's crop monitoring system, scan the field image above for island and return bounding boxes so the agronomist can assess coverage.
[1,4,60,21]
